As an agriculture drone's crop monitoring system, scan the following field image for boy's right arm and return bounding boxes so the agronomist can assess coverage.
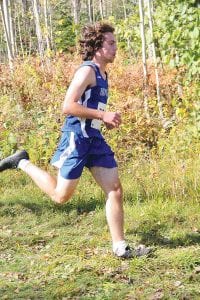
[63,66,121,128]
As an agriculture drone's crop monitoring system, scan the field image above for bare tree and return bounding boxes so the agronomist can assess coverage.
[0,0,14,69]
[147,0,164,123]
[87,0,93,22]
[15,2,24,57]
[0,16,7,63]
[8,0,15,55]
[139,0,149,119]
[99,0,104,19]
[71,0,81,24]
[43,0,51,51]
[32,0,44,59]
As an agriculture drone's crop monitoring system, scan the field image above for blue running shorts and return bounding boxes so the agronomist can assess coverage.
[51,131,117,179]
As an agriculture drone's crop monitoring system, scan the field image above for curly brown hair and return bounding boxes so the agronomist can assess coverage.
[79,22,115,61]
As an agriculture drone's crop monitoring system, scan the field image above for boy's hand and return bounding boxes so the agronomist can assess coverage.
[102,111,121,128]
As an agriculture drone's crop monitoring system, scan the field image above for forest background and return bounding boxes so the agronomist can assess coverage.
[0,0,200,299]
[0,0,199,162]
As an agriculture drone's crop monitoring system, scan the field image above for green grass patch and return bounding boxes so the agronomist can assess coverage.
[1,164,200,299]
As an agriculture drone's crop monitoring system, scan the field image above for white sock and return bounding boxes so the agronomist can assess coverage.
[113,240,127,256]
[18,159,30,171]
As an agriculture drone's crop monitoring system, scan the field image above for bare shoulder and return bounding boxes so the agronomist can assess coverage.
[73,65,96,87]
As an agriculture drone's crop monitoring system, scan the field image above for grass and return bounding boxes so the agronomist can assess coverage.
[1,157,200,300]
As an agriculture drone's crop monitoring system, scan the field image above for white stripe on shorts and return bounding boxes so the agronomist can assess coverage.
[52,132,76,169]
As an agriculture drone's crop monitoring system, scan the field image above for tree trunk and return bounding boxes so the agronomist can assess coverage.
[43,0,50,51]
[92,0,95,22]
[0,26,7,63]
[138,0,149,119]
[99,0,104,19]
[16,2,25,57]
[147,0,164,123]
[88,0,92,22]
[32,0,44,60]
[71,0,81,25]
[13,2,18,56]
[20,0,28,55]
[0,0,14,69]
[28,26,32,57]
[48,2,54,51]
[8,0,15,56]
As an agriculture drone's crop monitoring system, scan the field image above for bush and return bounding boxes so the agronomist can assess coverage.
[0,53,199,165]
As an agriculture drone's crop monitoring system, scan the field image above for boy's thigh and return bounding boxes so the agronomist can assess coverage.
[90,167,121,194]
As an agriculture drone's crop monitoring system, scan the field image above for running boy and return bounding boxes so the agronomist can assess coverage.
[0,22,150,259]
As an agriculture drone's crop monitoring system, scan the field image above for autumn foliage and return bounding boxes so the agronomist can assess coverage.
[0,53,199,164]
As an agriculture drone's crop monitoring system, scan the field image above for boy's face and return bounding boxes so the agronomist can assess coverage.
[99,32,117,63]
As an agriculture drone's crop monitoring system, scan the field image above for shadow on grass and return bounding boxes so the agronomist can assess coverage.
[0,195,104,217]
[127,223,200,248]
[141,231,200,248]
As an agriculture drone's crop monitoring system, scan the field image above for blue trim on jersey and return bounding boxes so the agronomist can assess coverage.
[62,61,108,138]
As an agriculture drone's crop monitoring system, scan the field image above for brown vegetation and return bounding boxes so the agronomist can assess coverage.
[0,53,196,164]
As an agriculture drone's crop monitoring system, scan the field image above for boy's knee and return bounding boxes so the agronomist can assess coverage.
[108,183,123,201]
